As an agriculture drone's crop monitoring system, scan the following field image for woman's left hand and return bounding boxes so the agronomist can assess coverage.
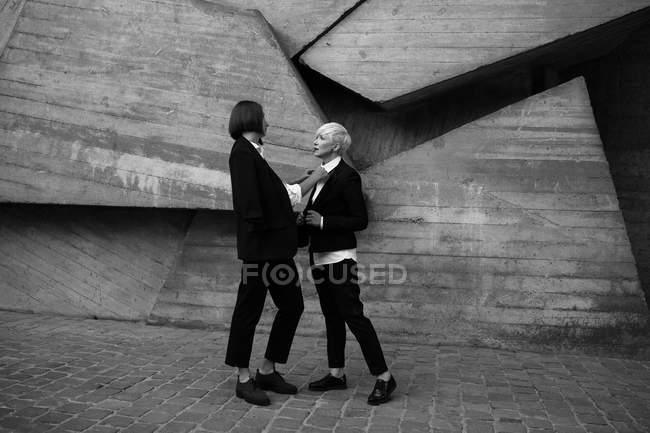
[296,212,305,225]
[305,210,322,227]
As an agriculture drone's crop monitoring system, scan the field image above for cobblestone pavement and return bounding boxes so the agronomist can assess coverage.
[1,312,649,433]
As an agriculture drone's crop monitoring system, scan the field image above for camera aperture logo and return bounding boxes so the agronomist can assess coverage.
[241,262,407,286]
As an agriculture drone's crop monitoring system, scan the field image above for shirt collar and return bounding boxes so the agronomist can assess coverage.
[247,138,263,157]
[321,156,341,173]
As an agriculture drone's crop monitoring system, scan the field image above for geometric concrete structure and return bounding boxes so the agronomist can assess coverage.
[301,0,650,103]
[0,1,647,347]
[0,0,324,208]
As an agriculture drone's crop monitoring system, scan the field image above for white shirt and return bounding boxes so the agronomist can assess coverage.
[247,139,302,207]
[310,156,357,266]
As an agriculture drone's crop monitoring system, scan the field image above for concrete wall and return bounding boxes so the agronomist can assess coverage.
[213,0,360,57]
[300,0,650,103]
[149,78,648,344]
[0,0,323,208]
[300,64,534,170]
[0,204,192,320]
[359,78,647,341]
[1,1,648,345]
[582,23,650,302]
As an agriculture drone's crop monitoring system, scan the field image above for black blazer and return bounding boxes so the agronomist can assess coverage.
[229,137,297,261]
[298,159,368,253]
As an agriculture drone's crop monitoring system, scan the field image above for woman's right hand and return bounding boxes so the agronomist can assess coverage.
[311,166,328,182]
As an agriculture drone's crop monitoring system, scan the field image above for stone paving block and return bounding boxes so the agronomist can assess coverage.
[101,415,135,428]
[130,398,165,411]
[80,408,114,420]
[120,422,157,433]
[584,426,616,433]
[112,392,144,402]
[116,406,151,418]
[238,415,273,429]
[58,402,91,414]
[306,414,340,429]
[173,410,210,423]
[177,388,208,399]
[35,410,73,424]
[278,407,310,420]
[14,406,49,418]
[334,427,365,433]
[466,409,494,420]
[0,416,27,430]
[157,422,196,433]
[578,413,609,425]
[97,399,132,411]
[200,415,238,432]
[4,398,35,410]
[271,417,305,429]
[608,421,640,433]
[494,420,526,433]
[59,417,98,431]
[338,416,367,429]
[182,403,216,415]
[524,417,553,429]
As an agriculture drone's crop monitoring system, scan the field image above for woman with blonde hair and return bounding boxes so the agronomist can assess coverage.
[298,122,396,405]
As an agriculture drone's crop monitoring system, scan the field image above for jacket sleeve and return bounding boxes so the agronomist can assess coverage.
[322,172,368,232]
[229,149,265,231]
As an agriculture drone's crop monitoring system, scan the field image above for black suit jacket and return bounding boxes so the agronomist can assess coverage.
[298,159,368,253]
[229,137,297,261]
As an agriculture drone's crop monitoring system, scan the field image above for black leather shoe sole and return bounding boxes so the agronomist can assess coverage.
[308,383,348,391]
[258,382,298,394]
[308,379,347,391]
[367,393,392,405]
[236,389,270,406]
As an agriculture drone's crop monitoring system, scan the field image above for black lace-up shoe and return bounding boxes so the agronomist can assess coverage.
[255,370,298,394]
[367,376,396,405]
[235,378,270,406]
[308,373,348,391]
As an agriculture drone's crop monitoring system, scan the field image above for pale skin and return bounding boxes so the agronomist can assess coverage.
[237,118,327,383]
[299,130,392,383]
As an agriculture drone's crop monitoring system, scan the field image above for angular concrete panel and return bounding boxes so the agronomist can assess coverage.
[0,204,191,320]
[360,77,647,339]
[0,0,324,208]
[301,0,650,103]
[215,0,361,56]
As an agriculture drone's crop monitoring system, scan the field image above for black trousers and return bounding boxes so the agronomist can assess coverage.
[311,259,388,376]
[225,259,304,368]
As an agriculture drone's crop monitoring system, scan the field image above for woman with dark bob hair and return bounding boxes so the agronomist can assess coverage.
[225,100,326,406]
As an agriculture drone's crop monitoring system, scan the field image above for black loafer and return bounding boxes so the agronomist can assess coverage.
[235,378,270,406]
[255,370,298,395]
[367,376,396,405]
[308,373,347,391]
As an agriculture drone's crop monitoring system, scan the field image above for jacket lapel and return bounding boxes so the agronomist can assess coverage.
[241,137,286,185]
[312,161,344,207]
[306,183,318,208]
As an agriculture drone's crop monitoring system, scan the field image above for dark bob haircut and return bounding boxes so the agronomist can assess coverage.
[228,100,265,139]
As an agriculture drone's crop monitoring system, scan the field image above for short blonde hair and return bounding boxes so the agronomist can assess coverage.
[316,122,351,155]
